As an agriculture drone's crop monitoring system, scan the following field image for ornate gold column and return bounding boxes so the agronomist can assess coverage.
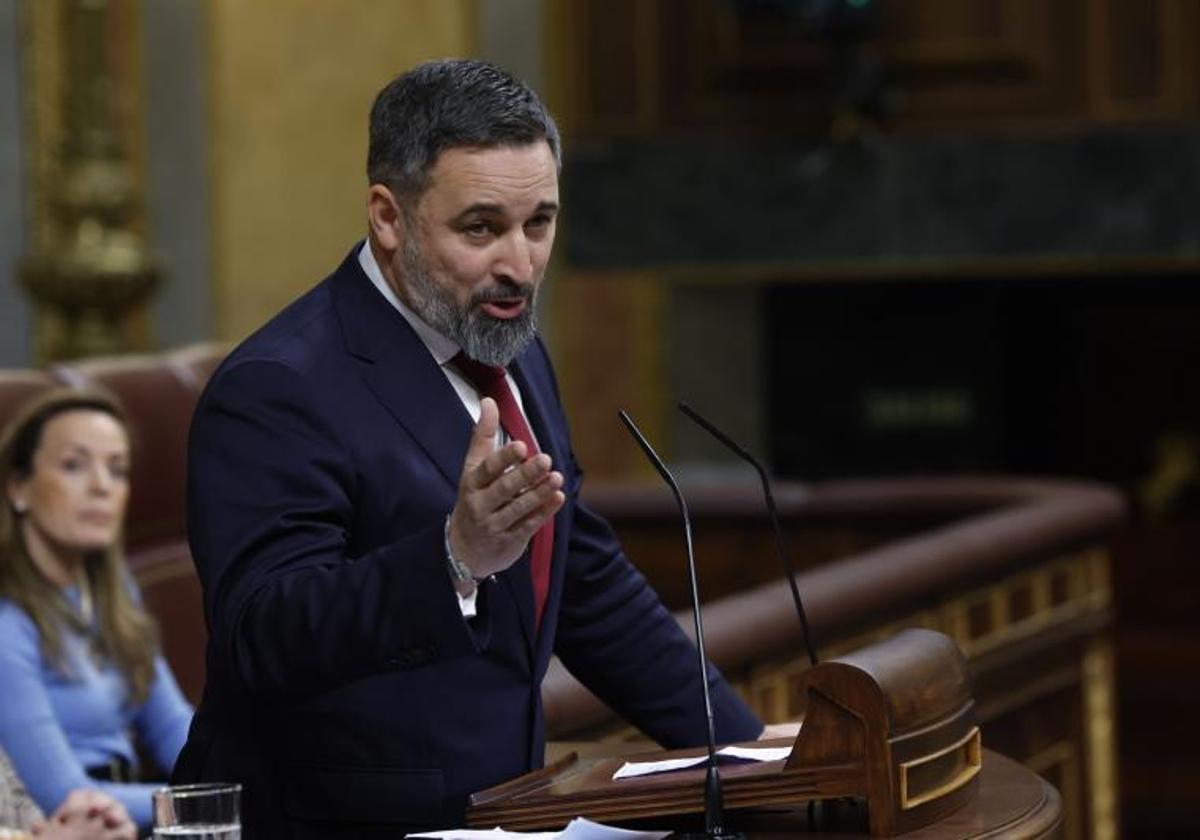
[18,0,158,362]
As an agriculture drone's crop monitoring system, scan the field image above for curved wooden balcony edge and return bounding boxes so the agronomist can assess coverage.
[543,475,1127,738]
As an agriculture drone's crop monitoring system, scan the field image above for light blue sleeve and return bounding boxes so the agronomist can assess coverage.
[122,571,193,776]
[132,655,193,777]
[0,604,161,831]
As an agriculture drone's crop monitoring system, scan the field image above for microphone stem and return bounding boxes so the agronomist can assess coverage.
[680,504,718,754]
[618,411,728,838]
[677,402,819,667]
[682,503,726,836]
[760,478,819,668]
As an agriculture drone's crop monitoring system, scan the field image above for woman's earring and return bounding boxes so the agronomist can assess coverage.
[12,500,27,514]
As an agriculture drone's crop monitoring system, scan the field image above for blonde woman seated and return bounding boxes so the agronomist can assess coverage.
[0,390,192,833]
[2,748,135,839]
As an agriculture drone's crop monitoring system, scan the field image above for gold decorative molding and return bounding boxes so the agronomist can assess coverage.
[581,546,1114,724]
[19,0,65,253]
[1083,640,1119,840]
[17,0,159,362]
[1026,741,1083,840]
[1139,430,1200,517]
[745,548,1113,678]
[898,726,982,810]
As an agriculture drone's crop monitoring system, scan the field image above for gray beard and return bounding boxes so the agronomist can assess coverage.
[401,237,539,367]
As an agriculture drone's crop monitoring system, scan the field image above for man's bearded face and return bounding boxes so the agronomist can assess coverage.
[401,232,539,367]
[391,143,559,366]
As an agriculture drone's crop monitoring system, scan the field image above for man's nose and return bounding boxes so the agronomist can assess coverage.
[495,230,534,284]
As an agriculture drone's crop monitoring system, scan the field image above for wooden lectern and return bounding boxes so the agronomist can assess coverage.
[468,629,982,836]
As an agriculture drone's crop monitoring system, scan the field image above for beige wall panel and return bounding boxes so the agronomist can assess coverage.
[209,0,476,339]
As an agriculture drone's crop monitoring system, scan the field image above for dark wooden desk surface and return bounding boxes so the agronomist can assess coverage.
[696,751,1058,839]
[555,749,1059,839]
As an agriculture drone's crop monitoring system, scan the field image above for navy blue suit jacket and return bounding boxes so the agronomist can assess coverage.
[174,246,762,838]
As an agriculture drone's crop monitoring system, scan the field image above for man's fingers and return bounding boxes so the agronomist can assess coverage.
[453,393,569,573]
[494,474,565,533]
[515,487,566,536]
[451,477,564,577]
[481,466,561,532]
[462,397,502,475]
[476,452,552,510]
[468,440,528,492]
[472,470,562,542]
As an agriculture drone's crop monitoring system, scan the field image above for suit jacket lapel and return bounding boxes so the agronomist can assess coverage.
[331,249,472,490]
[331,249,546,657]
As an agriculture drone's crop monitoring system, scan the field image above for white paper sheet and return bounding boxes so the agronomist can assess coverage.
[559,818,670,840]
[612,744,794,780]
[717,745,792,762]
[407,829,556,840]
[407,817,670,840]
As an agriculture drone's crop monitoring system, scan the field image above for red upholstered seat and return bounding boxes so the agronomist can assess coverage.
[0,370,58,432]
[167,341,229,393]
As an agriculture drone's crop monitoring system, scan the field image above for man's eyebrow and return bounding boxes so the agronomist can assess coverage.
[455,200,560,219]
[457,202,504,218]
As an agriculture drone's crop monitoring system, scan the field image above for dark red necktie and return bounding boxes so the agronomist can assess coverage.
[453,352,552,631]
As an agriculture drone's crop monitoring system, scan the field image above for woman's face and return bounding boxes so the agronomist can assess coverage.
[7,409,131,564]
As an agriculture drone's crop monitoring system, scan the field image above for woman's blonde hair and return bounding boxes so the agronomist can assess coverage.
[0,387,159,704]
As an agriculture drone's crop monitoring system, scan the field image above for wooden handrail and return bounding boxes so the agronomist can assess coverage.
[544,476,1125,737]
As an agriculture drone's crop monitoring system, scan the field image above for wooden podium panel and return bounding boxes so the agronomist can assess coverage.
[470,739,860,828]
[470,630,983,836]
[721,751,1061,839]
[470,749,1056,839]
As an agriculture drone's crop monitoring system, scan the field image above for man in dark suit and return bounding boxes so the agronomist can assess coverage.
[175,59,764,838]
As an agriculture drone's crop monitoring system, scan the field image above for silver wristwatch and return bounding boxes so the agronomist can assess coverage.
[444,515,479,584]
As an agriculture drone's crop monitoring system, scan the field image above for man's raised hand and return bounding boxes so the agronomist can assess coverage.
[447,397,564,580]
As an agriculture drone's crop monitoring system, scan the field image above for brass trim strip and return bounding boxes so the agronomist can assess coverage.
[898,726,982,810]
[1083,641,1119,840]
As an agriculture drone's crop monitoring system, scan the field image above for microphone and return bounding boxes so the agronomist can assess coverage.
[618,410,740,840]
[677,402,818,667]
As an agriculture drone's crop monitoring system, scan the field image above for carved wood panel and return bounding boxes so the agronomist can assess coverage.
[551,0,1200,137]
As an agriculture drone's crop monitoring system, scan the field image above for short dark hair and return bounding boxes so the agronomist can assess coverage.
[367,58,561,202]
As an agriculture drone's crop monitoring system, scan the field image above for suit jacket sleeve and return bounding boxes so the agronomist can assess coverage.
[551,464,763,748]
[188,357,484,701]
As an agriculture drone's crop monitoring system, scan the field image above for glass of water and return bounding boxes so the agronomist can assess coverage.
[152,782,241,839]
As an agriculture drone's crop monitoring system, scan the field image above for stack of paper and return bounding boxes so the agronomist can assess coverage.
[408,816,670,840]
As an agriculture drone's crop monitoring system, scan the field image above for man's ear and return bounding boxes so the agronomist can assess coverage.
[367,184,406,252]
